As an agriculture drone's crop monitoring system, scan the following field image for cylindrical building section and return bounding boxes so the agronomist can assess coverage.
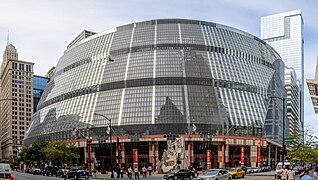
[24,19,283,145]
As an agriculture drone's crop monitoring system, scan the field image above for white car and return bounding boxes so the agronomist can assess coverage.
[0,163,11,178]
[197,169,232,180]
[251,168,260,173]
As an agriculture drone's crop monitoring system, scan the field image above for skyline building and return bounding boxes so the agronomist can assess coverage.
[261,10,304,138]
[33,75,49,113]
[0,44,34,160]
[24,19,285,169]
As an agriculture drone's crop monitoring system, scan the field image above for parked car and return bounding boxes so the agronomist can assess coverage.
[65,168,89,179]
[197,169,232,180]
[43,166,58,176]
[235,166,247,173]
[246,167,253,174]
[0,163,11,178]
[163,169,195,180]
[264,166,271,172]
[228,168,245,179]
[31,168,42,175]
[251,168,260,173]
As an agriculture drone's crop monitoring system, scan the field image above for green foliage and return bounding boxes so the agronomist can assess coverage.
[18,141,79,167]
[288,128,318,164]
[43,141,80,167]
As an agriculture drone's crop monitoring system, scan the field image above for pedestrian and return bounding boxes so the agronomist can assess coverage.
[128,167,133,179]
[314,165,318,179]
[147,165,152,176]
[134,167,140,179]
[121,167,124,178]
[280,165,288,180]
[287,166,295,180]
[142,166,147,178]
[116,166,120,178]
[300,170,312,180]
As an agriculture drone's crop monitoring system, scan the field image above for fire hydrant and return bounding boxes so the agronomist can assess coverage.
[10,175,14,180]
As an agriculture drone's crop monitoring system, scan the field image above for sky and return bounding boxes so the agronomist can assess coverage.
[0,0,317,135]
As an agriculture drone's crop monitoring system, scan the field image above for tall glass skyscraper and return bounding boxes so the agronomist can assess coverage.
[261,10,304,137]
[33,75,49,113]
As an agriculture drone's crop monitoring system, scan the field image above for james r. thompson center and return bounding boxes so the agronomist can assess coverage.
[24,19,287,171]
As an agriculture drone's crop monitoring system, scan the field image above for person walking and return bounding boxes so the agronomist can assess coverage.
[280,165,288,180]
[300,170,313,180]
[142,166,147,178]
[147,165,152,176]
[127,167,133,179]
[287,166,295,180]
[314,165,318,179]
[134,167,140,179]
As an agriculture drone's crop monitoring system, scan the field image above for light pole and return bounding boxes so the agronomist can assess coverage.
[269,96,286,165]
[93,113,114,178]
[72,127,93,175]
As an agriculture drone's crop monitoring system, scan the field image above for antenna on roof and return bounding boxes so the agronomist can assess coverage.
[7,30,9,45]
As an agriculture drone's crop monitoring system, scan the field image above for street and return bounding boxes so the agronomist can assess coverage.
[8,171,315,180]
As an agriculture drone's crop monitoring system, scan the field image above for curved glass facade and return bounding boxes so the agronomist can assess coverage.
[24,19,283,145]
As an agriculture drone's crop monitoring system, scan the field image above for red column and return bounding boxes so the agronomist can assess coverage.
[218,144,225,168]
[241,146,245,166]
[152,142,156,171]
[207,149,212,169]
[133,149,138,168]
[188,142,191,166]
[258,140,261,168]
[222,144,225,168]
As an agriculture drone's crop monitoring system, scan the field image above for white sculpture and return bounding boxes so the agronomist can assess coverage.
[158,137,188,173]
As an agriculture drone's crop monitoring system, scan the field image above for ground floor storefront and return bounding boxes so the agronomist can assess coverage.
[71,134,283,173]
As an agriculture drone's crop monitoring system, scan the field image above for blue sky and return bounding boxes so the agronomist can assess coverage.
[0,0,317,135]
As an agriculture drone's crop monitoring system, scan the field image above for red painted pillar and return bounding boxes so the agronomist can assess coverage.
[218,144,225,168]
[221,144,225,168]
[207,149,212,169]
[258,140,261,168]
[152,142,156,171]
[188,142,191,166]
[133,149,138,168]
[241,146,245,166]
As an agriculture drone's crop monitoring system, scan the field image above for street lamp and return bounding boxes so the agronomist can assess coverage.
[72,127,93,175]
[269,96,286,165]
[93,113,114,178]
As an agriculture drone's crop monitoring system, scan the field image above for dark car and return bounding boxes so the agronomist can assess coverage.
[43,166,58,176]
[65,168,89,179]
[164,169,195,180]
[235,166,247,173]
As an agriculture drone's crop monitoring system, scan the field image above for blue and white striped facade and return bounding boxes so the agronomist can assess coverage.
[24,19,285,144]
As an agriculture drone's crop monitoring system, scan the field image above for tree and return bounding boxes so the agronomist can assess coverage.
[18,141,49,167]
[288,128,318,165]
[43,141,79,167]
[19,141,79,168]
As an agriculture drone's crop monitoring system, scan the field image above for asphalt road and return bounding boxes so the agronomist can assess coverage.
[8,171,314,180]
